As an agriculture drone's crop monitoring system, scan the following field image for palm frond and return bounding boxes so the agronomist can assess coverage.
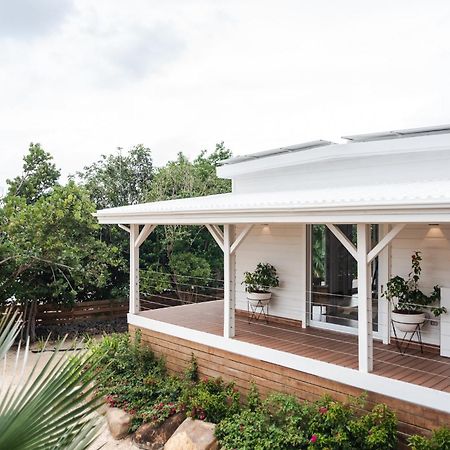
[0,310,103,450]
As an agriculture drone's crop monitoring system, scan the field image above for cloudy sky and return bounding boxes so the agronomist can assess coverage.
[1,0,450,188]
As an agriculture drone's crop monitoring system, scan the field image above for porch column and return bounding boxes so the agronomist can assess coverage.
[357,223,373,372]
[223,224,236,338]
[129,224,140,314]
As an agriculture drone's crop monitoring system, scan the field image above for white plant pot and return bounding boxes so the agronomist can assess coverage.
[247,292,272,306]
[392,311,426,333]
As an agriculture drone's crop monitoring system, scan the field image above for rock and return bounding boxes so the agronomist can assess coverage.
[164,418,218,450]
[133,412,186,450]
[106,407,132,440]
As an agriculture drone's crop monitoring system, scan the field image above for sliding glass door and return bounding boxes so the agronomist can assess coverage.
[309,225,379,334]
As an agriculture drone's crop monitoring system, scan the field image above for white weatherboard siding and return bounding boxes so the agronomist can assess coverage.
[390,224,450,345]
[234,224,307,322]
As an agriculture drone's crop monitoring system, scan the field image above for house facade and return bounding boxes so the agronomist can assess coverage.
[96,126,450,437]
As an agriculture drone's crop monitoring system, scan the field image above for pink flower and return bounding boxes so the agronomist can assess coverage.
[310,434,318,443]
[319,406,328,415]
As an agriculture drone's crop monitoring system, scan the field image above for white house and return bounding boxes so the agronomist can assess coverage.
[96,125,450,436]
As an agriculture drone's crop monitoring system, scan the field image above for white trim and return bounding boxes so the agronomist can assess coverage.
[128,313,450,414]
[206,224,224,252]
[129,225,139,314]
[378,224,391,345]
[118,224,130,233]
[326,224,357,260]
[98,210,450,225]
[230,224,253,254]
[367,223,405,263]
[223,225,236,338]
[134,224,156,248]
[357,224,373,372]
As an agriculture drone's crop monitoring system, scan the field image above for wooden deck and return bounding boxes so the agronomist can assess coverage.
[139,300,450,392]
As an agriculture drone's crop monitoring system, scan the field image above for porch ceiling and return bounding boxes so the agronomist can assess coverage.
[96,180,450,224]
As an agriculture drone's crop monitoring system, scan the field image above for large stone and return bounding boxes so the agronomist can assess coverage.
[106,407,133,440]
[164,418,218,450]
[133,412,186,450]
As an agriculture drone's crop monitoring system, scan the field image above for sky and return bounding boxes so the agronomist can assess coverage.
[1,0,450,189]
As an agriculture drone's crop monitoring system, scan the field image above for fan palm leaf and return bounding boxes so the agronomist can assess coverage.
[0,308,104,450]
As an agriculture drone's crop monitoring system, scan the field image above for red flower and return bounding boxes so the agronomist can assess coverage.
[310,434,318,443]
[319,406,328,415]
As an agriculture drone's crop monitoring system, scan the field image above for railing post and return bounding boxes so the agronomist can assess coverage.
[357,223,373,372]
[130,224,140,315]
[224,224,236,338]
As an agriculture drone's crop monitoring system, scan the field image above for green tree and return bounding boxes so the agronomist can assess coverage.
[6,143,60,203]
[77,144,153,208]
[144,143,232,300]
[0,145,121,339]
[77,145,154,297]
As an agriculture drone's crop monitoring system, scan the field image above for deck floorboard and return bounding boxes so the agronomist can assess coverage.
[139,300,450,392]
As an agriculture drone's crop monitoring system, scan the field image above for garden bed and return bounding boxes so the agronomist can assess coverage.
[87,332,450,450]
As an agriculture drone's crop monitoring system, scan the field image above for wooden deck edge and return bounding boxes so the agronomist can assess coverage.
[129,324,450,441]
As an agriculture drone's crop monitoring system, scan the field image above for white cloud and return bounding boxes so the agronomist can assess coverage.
[1,0,450,187]
[0,0,73,40]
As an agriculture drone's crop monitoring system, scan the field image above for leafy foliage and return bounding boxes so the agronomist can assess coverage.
[408,427,450,450]
[243,263,280,293]
[216,391,397,450]
[383,251,446,316]
[88,331,239,430]
[77,144,153,209]
[182,376,240,423]
[6,143,60,204]
[0,181,121,307]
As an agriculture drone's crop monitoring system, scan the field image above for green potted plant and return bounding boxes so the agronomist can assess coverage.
[383,251,446,332]
[242,263,279,306]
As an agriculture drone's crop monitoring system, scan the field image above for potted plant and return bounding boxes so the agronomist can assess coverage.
[383,251,446,332]
[242,263,279,306]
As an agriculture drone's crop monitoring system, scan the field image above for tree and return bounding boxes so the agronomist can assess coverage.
[0,180,121,340]
[77,145,154,297]
[143,143,232,301]
[6,143,60,203]
[77,144,153,208]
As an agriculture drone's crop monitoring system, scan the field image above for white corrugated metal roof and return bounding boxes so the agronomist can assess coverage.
[96,179,450,224]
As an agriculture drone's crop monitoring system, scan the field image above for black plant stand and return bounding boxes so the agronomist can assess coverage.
[391,320,424,355]
[247,300,269,324]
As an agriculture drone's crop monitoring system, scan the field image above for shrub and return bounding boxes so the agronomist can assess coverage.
[182,376,240,423]
[216,393,397,450]
[408,427,450,450]
[88,331,177,430]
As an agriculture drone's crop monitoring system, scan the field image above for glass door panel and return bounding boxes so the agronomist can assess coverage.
[310,225,378,332]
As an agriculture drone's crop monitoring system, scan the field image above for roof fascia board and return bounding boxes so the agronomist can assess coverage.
[96,207,450,225]
[217,134,450,179]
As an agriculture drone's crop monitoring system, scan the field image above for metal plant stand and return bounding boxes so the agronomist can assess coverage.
[391,320,424,355]
[248,300,269,324]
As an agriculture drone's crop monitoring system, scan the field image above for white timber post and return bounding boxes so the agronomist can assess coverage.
[378,224,391,345]
[357,223,373,372]
[129,224,140,315]
[223,224,236,338]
